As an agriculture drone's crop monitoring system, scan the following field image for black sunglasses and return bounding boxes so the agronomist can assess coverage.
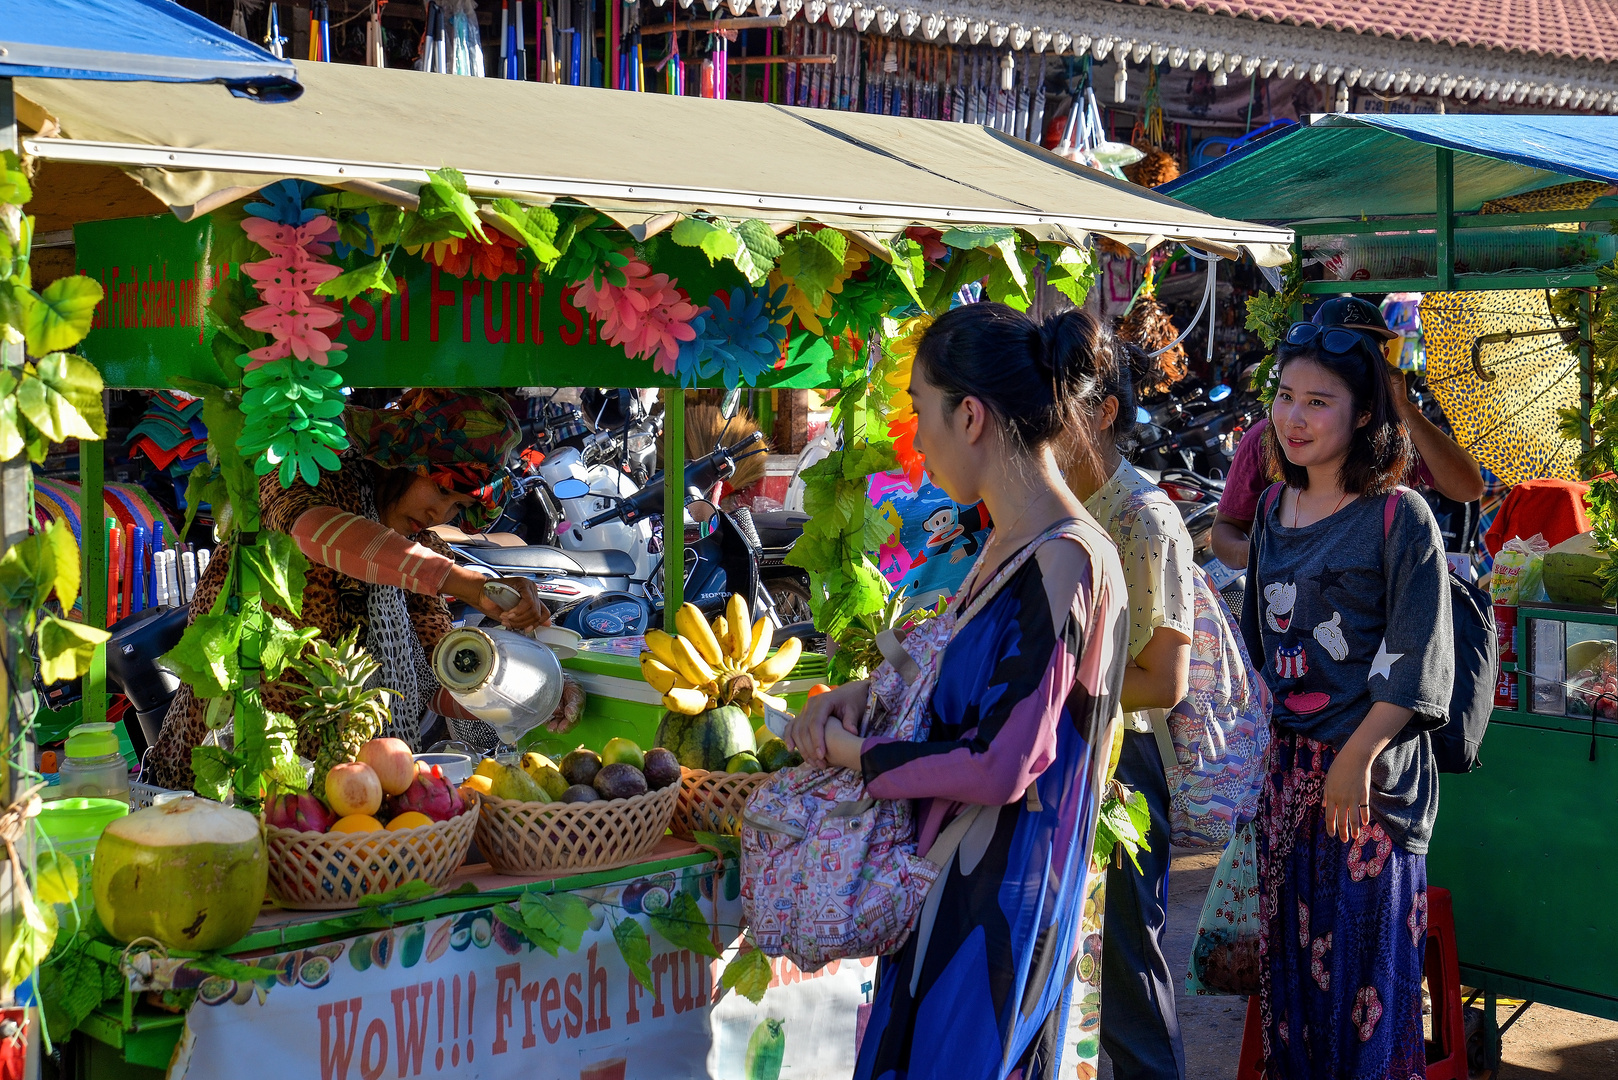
[1281,322,1383,358]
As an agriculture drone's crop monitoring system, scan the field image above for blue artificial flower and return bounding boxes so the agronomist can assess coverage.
[699,285,789,387]
[243,179,326,225]
[673,309,713,389]
[333,210,376,261]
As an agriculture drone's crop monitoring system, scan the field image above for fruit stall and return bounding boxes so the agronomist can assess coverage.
[12,62,1286,1078]
[1162,113,1618,1066]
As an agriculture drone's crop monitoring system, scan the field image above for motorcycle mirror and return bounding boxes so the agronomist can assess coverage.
[720,389,742,419]
[551,477,590,499]
[1135,406,1152,425]
[1209,383,1232,403]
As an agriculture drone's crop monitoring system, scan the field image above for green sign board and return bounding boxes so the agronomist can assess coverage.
[74,214,833,390]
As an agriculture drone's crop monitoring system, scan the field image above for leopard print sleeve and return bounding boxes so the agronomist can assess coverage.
[260,452,367,534]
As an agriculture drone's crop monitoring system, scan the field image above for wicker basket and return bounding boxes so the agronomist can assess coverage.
[671,767,772,840]
[263,806,479,910]
[472,782,679,876]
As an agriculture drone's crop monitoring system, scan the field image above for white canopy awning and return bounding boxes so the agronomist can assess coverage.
[18,62,1291,263]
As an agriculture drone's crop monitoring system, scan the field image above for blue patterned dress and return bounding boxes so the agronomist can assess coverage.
[853,520,1129,1080]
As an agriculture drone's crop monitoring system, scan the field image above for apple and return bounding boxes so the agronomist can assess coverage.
[357,738,416,796]
[325,762,383,818]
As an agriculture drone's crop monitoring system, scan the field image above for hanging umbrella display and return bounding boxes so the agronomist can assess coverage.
[1420,289,1583,485]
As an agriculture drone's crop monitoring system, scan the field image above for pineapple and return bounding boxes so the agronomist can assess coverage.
[291,630,394,791]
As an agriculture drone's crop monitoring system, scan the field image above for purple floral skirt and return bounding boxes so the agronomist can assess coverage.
[1255,732,1428,1080]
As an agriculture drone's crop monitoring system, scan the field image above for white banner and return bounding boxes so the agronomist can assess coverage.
[172,862,872,1080]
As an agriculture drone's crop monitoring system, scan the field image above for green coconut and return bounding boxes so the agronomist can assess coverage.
[92,796,267,953]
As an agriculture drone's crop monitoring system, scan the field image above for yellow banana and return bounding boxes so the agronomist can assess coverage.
[640,653,680,694]
[754,690,788,713]
[643,628,680,670]
[727,594,753,661]
[663,687,709,715]
[677,603,724,665]
[671,635,716,685]
[751,635,802,686]
[713,616,732,661]
[745,616,773,669]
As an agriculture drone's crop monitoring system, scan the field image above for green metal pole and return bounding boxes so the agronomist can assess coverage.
[80,433,107,724]
[662,388,684,630]
[1436,148,1455,292]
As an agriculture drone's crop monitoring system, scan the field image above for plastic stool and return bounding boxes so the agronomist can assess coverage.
[1233,886,1466,1079]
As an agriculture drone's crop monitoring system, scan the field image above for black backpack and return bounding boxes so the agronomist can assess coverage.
[1379,491,1496,773]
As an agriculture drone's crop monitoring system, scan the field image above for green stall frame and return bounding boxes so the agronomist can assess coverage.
[1164,113,1618,1055]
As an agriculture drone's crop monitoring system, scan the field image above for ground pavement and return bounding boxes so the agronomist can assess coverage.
[1091,852,1618,1079]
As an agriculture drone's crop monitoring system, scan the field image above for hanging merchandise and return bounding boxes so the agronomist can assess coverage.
[263,1,286,58]
[1125,68,1181,188]
[364,0,386,67]
[1057,75,1143,179]
[308,0,331,61]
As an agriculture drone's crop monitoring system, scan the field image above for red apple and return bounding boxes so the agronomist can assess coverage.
[325,762,383,818]
[357,738,416,796]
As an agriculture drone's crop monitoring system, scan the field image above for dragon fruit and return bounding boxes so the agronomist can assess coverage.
[264,792,337,833]
[387,763,465,823]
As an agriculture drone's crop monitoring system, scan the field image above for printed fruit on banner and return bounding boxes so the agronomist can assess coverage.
[641,599,800,719]
[93,796,268,952]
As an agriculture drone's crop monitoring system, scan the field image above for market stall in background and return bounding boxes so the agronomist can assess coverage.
[1164,112,1618,1071]
[9,58,1287,1078]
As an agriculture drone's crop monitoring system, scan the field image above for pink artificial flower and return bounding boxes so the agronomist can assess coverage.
[573,251,698,372]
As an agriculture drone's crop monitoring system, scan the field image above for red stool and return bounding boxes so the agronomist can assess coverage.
[1233,886,1466,1079]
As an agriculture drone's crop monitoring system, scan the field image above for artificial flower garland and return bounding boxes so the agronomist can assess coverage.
[236,180,351,486]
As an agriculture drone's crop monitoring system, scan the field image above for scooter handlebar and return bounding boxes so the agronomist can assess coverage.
[581,433,767,528]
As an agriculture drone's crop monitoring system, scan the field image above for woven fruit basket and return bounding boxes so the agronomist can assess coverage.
[263,807,479,910]
[671,767,772,840]
[472,782,679,876]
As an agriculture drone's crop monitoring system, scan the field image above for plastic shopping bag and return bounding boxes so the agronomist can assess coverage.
[1185,820,1262,996]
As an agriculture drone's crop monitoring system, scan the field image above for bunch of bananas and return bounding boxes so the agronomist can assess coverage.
[640,596,803,716]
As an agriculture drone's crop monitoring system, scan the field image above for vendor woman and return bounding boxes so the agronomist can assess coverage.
[149,388,550,791]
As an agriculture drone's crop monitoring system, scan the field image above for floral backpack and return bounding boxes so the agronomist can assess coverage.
[1162,564,1270,848]
[740,521,1088,971]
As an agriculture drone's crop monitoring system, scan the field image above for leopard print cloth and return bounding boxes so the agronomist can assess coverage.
[148,455,454,791]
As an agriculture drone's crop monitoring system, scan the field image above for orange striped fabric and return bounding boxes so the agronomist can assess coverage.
[290,506,454,596]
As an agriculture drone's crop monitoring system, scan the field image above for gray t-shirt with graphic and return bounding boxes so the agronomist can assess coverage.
[1240,488,1453,853]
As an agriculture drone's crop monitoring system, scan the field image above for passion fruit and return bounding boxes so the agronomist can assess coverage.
[198,976,235,1006]
[299,956,333,989]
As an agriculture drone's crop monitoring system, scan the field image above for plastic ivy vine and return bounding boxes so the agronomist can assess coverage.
[1243,253,1305,405]
[0,150,114,996]
[1552,273,1618,599]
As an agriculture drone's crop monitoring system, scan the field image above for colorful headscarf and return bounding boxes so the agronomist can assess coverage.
[346,388,521,530]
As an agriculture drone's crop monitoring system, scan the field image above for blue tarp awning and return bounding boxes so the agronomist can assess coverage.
[2,0,299,100]
[1159,114,1618,222]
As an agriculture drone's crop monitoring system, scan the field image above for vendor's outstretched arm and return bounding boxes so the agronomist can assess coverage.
[291,506,454,594]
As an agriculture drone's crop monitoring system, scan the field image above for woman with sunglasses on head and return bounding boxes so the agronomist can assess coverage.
[150,388,550,791]
[1239,326,1452,1079]
[1209,297,1484,572]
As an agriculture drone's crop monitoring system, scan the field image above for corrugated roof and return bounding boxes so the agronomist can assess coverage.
[1118,0,1618,63]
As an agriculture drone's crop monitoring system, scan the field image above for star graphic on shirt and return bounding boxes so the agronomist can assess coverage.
[1369,638,1404,681]
[1311,564,1347,594]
